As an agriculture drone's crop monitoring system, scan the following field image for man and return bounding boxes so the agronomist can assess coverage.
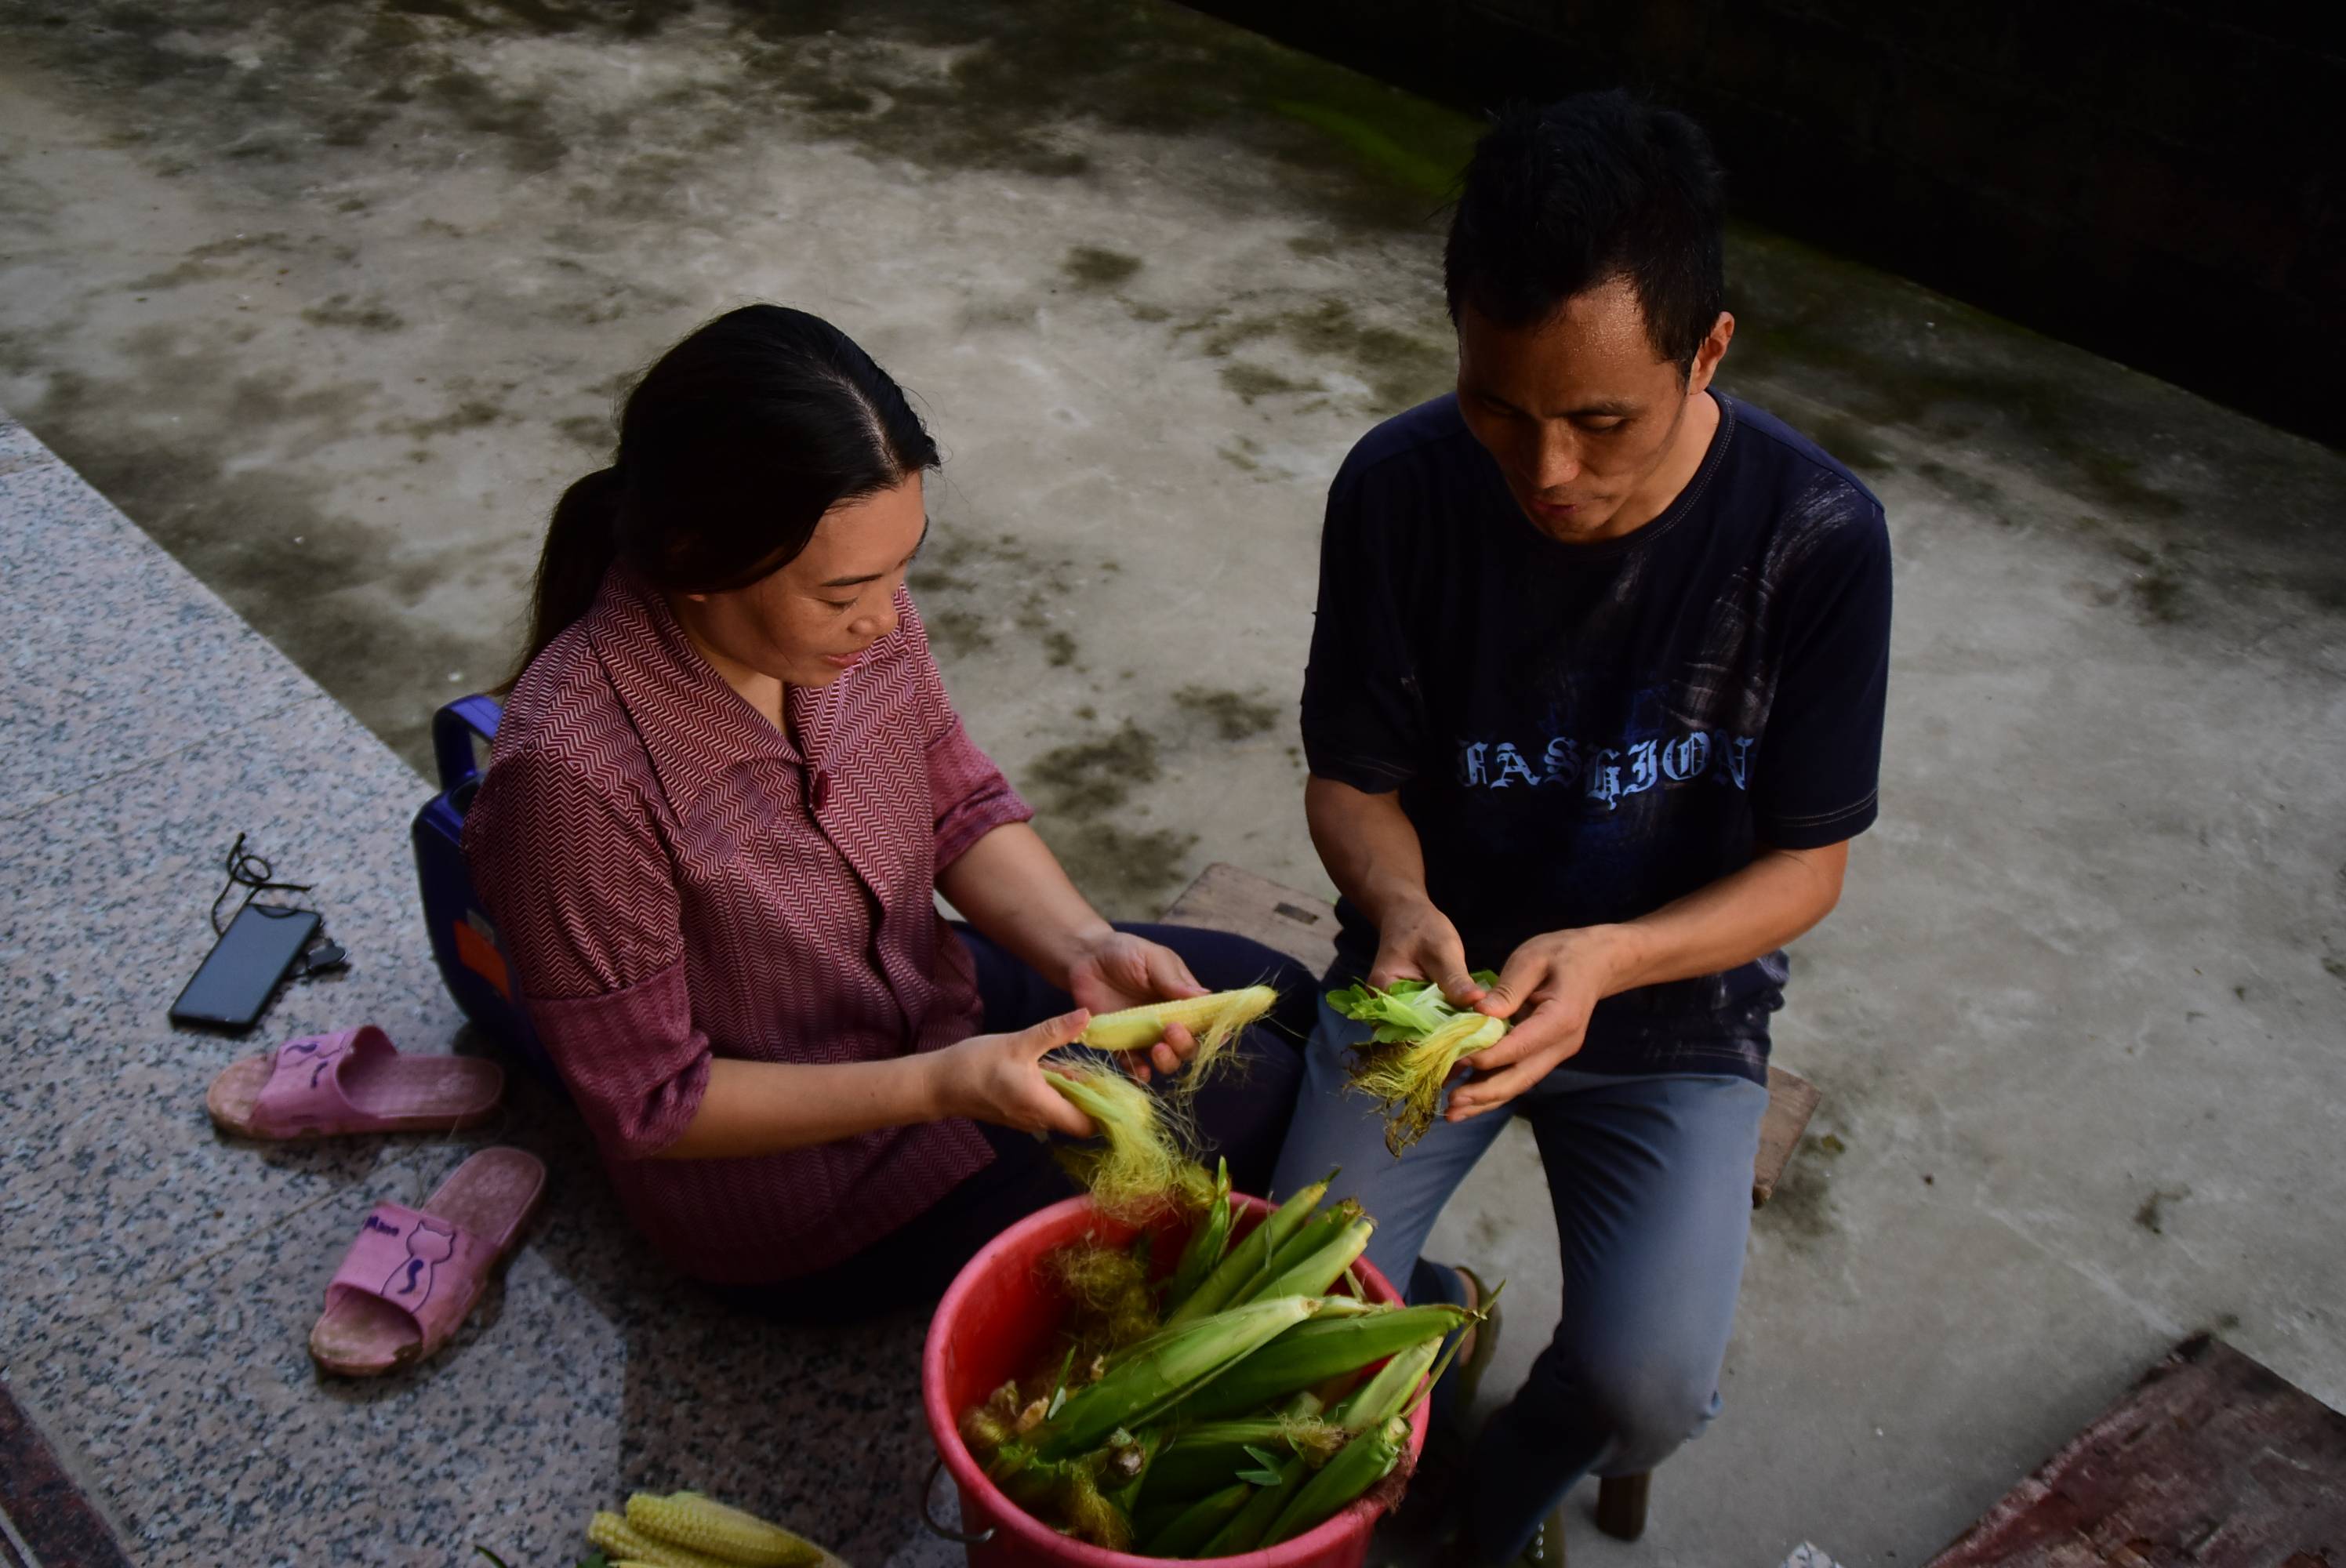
[1272,91,1891,1564]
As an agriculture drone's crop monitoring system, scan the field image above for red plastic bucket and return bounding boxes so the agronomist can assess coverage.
[921,1192,1430,1568]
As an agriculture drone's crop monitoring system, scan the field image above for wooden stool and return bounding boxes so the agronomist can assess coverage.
[1924,1334,2346,1565]
[1162,862,1822,1544]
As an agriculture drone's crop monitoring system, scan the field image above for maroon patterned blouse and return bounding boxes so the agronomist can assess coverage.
[463,564,1033,1283]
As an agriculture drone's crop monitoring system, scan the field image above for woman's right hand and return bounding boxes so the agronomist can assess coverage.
[931,1008,1099,1138]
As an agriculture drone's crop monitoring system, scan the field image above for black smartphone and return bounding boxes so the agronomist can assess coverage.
[169,901,323,1031]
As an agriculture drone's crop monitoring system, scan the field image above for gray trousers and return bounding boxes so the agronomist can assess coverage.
[1269,996,1770,1560]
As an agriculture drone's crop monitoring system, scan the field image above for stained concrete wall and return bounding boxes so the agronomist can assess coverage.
[1182,0,2345,448]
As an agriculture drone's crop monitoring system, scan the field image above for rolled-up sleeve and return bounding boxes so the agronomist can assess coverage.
[463,745,710,1158]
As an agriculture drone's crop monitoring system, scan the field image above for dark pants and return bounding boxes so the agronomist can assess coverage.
[722,922,1314,1320]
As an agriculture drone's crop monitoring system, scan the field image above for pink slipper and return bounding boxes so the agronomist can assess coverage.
[205,1025,503,1138]
[309,1146,546,1377]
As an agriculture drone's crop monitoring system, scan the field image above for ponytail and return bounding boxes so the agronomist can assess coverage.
[503,465,625,691]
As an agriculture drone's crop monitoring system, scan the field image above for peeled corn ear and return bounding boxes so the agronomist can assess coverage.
[1082,985,1276,1051]
[626,1491,823,1567]
[1082,985,1278,1085]
[587,1511,737,1568]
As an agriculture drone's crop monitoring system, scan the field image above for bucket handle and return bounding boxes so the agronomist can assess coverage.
[919,1456,996,1546]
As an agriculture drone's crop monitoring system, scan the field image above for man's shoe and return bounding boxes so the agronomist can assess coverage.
[1468,1508,1566,1567]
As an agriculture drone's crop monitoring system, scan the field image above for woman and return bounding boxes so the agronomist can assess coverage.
[463,305,1312,1315]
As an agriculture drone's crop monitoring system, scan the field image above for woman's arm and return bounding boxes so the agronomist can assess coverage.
[658,1007,1099,1160]
[936,822,1210,1077]
[936,821,1114,988]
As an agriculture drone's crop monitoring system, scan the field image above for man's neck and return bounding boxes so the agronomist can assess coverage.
[1602,387,1720,539]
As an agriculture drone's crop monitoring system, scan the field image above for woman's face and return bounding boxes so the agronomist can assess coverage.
[685,474,928,690]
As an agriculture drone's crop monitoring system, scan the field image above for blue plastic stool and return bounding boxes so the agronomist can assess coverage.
[410,695,560,1087]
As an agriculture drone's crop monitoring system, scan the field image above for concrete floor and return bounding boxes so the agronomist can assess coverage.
[2,2,2343,1563]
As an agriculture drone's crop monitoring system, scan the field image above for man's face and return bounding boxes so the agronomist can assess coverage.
[1455,278,1729,542]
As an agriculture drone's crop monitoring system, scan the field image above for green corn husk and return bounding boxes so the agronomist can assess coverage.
[1228,1199,1358,1302]
[1140,1480,1252,1559]
[1104,1425,1163,1517]
[1196,1452,1306,1557]
[1015,1294,1320,1461]
[1260,1414,1411,1548]
[1244,1217,1375,1306]
[1327,975,1511,1156]
[1142,1415,1347,1503]
[1165,1173,1334,1328]
[1324,1333,1444,1432]
[1163,1159,1232,1315]
[1043,1064,1216,1222]
[1169,1302,1465,1424]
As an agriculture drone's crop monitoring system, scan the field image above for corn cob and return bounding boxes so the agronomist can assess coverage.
[1243,1216,1375,1306]
[1140,1479,1254,1559]
[1196,1450,1306,1556]
[1143,1414,1346,1501]
[1237,1200,1360,1299]
[587,1511,737,1568]
[1162,1159,1231,1314]
[1324,1333,1443,1432]
[1164,1173,1332,1328]
[1082,985,1277,1061]
[1260,1413,1411,1547]
[1018,1294,1320,1461]
[623,1492,823,1567]
[1171,1301,1464,1423]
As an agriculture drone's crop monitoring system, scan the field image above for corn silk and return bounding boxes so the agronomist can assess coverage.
[1326,974,1511,1156]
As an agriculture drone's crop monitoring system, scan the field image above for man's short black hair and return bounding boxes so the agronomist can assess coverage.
[1444,91,1726,372]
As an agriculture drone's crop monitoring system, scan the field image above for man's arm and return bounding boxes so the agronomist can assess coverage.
[1445,840,1849,1119]
[1306,775,1486,1004]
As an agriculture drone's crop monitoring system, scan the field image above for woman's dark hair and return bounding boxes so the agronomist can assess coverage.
[1443,91,1726,372]
[508,303,937,684]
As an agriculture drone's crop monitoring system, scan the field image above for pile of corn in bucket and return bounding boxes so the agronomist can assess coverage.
[958,1165,1484,1558]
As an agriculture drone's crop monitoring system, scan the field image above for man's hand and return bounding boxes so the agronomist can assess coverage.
[1367,896,1487,1007]
[1066,930,1210,1080]
[1446,926,1636,1120]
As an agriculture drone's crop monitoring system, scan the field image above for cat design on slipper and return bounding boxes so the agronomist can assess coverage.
[383,1218,457,1308]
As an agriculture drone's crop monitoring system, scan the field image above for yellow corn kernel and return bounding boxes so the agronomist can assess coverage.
[586,1510,735,1568]
[626,1491,823,1568]
[1081,985,1277,1057]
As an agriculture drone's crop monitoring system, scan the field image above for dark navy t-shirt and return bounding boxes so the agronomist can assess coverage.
[1300,391,1892,1083]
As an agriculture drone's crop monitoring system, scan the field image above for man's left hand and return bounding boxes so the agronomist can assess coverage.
[1446,927,1633,1120]
[1066,931,1210,1081]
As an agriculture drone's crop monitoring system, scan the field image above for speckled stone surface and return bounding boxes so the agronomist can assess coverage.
[0,414,962,1568]
[0,420,319,819]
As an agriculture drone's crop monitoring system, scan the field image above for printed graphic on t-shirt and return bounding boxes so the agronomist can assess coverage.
[1455,728,1756,808]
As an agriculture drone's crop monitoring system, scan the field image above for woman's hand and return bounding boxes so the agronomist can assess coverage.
[1367,896,1486,1007]
[931,1008,1099,1138]
[1066,931,1211,1081]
